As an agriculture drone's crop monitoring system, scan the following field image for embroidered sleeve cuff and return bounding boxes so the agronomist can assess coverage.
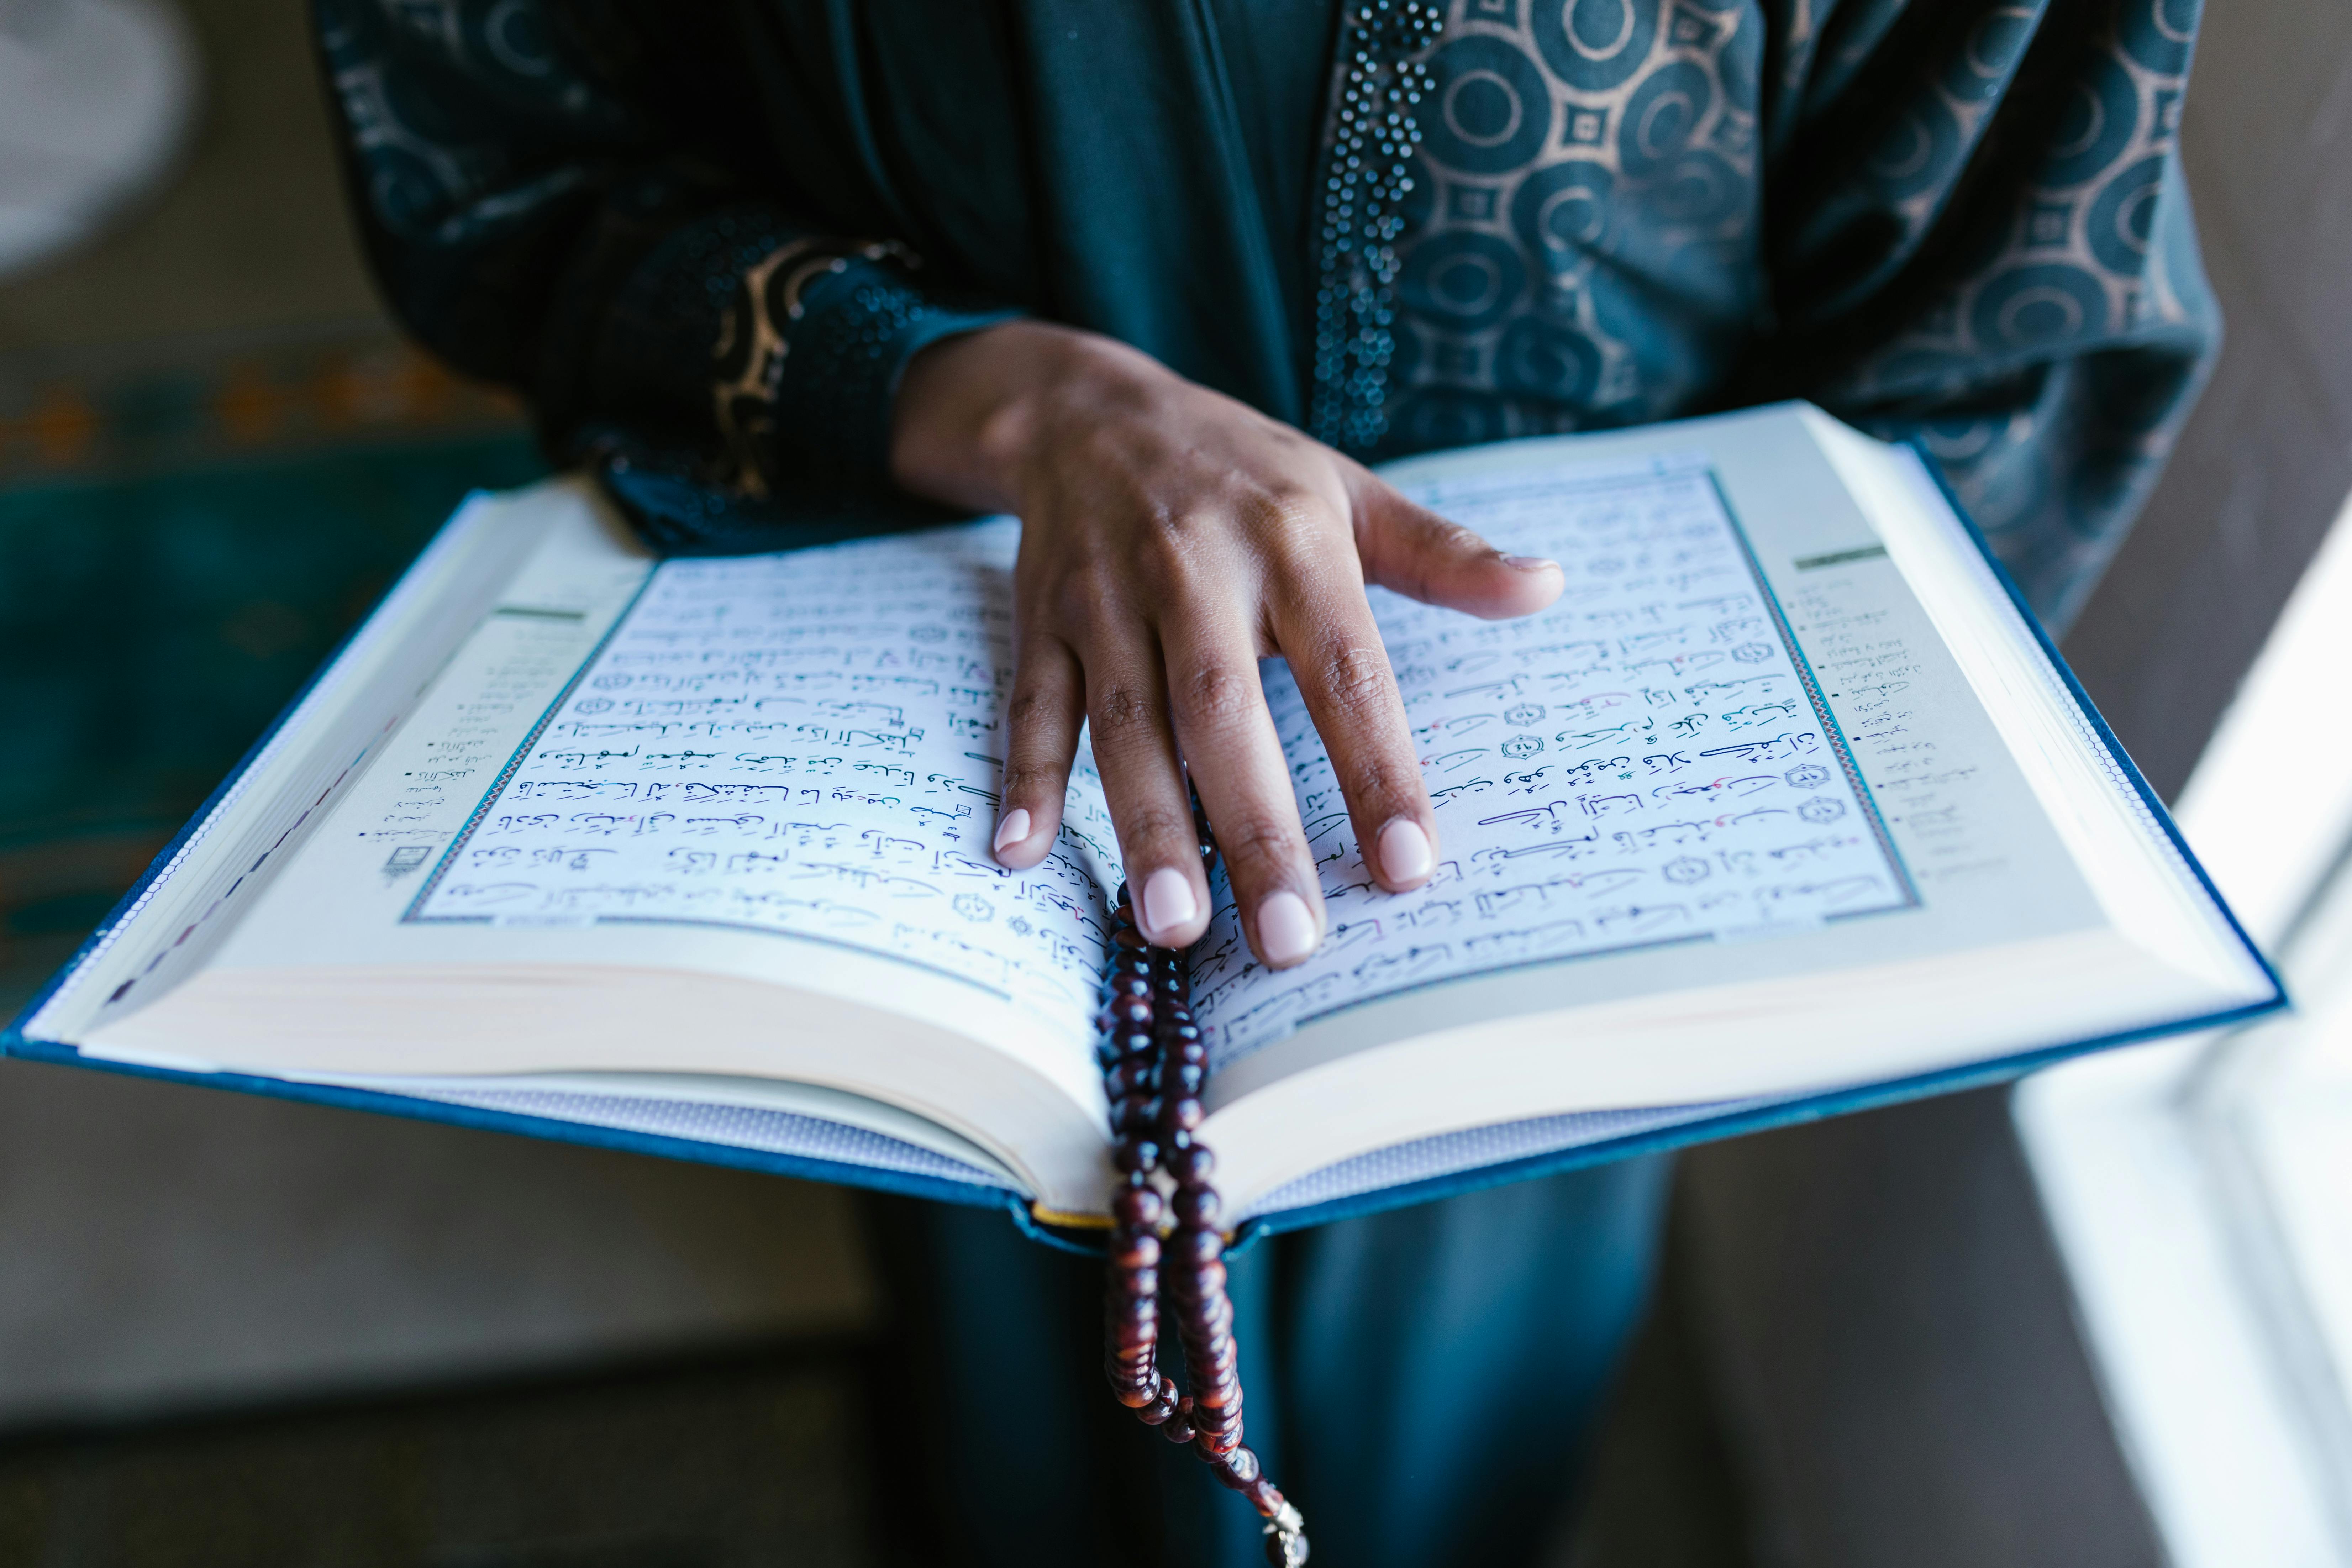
[585,202,803,436]
[767,250,1019,481]
[570,214,1018,552]
[712,237,1019,495]
[588,207,1017,497]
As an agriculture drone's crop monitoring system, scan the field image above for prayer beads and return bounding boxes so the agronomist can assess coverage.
[1098,821,1307,1566]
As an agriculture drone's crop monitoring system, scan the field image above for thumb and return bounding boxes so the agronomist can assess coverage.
[1350,475,1564,620]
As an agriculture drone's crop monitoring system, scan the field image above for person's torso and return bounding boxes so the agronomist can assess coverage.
[624,0,1773,455]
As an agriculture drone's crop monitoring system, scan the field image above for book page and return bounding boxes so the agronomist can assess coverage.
[1191,456,1914,1059]
[23,489,567,1045]
[398,517,1121,1028]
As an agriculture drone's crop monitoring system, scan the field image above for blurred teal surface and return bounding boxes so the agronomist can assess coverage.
[0,433,546,972]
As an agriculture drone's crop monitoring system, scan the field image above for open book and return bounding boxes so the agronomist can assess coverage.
[6,404,2280,1234]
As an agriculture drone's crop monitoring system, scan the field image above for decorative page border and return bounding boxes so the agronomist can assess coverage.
[1255,459,1921,1048]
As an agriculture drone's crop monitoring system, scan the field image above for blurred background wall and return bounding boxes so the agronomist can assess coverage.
[2067,0,2352,800]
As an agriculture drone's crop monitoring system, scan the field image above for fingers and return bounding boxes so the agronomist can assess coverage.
[1083,633,1217,949]
[1159,604,1327,968]
[1266,564,1439,897]
[1351,475,1564,620]
[991,632,1083,870]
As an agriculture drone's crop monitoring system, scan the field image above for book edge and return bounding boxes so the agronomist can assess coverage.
[0,1029,1021,1214]
[1886,433,2284,1013]
[1223,990,2284,1248]
[4,488,512,1053]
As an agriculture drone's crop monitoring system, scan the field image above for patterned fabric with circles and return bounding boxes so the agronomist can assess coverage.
[1387,0,2212,627]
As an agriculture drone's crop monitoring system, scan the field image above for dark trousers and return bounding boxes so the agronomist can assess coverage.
[867,1153,1672,1568]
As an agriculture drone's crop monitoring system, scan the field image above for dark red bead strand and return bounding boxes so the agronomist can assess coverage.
[1100,869,1307,1567]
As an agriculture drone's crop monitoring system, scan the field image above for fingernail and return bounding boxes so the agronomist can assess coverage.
[992,807,1031,855]
[1377,818,1435,885]
[1256,890,1321,966]
[1140,866,1199,941]
[1503,554,1560,572]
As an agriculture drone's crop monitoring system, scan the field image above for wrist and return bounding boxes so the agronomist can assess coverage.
[890,320,1165,512]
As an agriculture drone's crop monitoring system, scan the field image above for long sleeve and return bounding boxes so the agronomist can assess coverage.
[311,0,1016,549]
[1760,0,2216,632]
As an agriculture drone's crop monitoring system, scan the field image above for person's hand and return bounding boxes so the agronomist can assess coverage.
[891,321,1563,967]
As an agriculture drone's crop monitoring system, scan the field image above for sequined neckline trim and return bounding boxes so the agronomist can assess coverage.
[1308,1,1444,454]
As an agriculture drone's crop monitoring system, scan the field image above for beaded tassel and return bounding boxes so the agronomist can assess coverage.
[1099,815,1307,1566]
[1308,0,1444,455]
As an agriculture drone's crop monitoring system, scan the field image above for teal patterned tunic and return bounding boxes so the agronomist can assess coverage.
[312,6,2214,1563]
[316,0,2214,635]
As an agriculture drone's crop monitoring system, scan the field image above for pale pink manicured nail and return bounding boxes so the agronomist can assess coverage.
[992,807,1031,856]
[1377,818,1435,885]
[1140,866,1199,941]
[1257,890,1321,966]
[1503,554,1560,572]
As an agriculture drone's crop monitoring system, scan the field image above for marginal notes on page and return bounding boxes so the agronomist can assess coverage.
[408,520,1120,1025]
[1781,568,2012,893]
[1192,459,1914,1061]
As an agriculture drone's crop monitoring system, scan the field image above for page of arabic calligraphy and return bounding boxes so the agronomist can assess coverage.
[1191,455,1916,1062]
[400,519,1122,1031]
